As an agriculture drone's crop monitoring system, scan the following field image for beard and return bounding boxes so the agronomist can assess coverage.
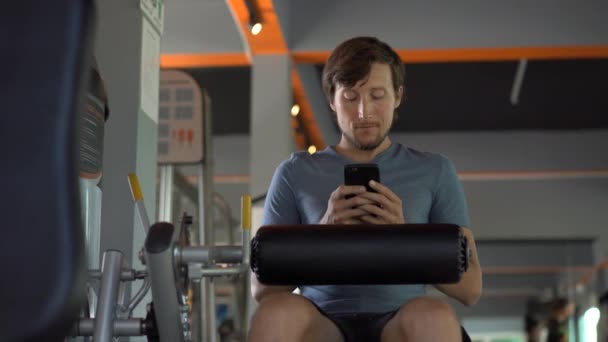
[342,128,389,151]
[339,115,394,151]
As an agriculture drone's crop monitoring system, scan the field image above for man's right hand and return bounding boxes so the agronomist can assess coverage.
[319,185,374,224]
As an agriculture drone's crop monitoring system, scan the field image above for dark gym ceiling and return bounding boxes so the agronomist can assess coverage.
[183,58,608,136]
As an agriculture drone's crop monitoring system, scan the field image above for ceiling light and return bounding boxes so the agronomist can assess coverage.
[308,145,317,154]
[291,104,300,116]
[250,23,262,35]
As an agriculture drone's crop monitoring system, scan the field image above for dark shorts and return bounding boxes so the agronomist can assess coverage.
[327,311,397,342]
[320,309,472,342]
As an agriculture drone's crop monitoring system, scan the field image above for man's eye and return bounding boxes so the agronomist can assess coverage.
[343,91,357,100]
[372,90,385,99]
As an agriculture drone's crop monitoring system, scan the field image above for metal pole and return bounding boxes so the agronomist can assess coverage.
[199,267,245,277]
[510,59,528,106]
[73,319,143,336]
[158,164,174,223]
[199,91,218,342]
[93,250,123,342]
[89,269,146,280]
[180,246,243,265]
[198,163,217,342]
[241,195,252,335]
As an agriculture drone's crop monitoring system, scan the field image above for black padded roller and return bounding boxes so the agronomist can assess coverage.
[251,224,469,285]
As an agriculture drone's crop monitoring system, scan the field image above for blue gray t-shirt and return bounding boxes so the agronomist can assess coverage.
[262,142,470,314]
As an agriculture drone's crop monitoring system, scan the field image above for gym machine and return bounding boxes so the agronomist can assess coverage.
[67,174,253,342]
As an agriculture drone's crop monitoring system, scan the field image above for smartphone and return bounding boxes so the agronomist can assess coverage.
[344,163,380,198]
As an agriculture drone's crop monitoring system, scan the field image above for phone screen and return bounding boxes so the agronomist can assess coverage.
[344,164,380,195]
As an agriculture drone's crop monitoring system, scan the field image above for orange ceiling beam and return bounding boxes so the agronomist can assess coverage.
[576,259,608,287]
[160,46,608,68]
[291,69,325,150]
[293,46,608,64]
[160,53,250,68]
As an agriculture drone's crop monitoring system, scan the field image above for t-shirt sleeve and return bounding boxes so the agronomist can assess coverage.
[262,157,301,225]
[429,155,470,228]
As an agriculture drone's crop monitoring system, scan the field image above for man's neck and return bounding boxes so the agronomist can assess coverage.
[335,136,392,163]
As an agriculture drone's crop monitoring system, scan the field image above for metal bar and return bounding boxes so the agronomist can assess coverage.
[128,174,152,234]
[199,91,217,342]
[136,200,152,234]
[190,281,203,342]
[180,246,243,265]
[89,269,146,280]
[200,267,245,277]
[158,164,174,223]
[73,319,143,336]
[510,59,527,105]
[127,276,151,317]
[209,246,242,264]
[207,278,218,342]
[85,282,97,319]
[115,258,131,319]
[240,195,252,334]
[199,166,216,342]
[242,233,251,266]
[93,250,123,342]
[195,163,207,342]
[241,229,252,334]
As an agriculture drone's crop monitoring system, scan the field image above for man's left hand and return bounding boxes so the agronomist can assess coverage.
[356,180,405,224]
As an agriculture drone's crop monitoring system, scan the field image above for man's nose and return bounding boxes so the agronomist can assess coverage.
[357,97,370,119]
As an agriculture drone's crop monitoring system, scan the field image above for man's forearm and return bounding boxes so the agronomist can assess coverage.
[434,228,482,306]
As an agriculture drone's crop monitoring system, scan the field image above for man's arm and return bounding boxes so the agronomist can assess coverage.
[434,227,482,306]
[251,158,300,303]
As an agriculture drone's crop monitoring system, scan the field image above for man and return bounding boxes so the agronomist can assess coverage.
[546,298,575,342]
[525,314,541,342]
[248,36,482,342]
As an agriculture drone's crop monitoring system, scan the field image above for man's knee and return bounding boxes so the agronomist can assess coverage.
[396,297,459,328]
[253,293,319,327]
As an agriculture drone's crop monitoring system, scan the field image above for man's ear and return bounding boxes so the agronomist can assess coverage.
[395,86,404,109]
[329,100,336,112]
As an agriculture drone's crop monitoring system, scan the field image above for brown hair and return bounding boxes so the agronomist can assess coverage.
[551,298,571,312]
[322,36,405,104]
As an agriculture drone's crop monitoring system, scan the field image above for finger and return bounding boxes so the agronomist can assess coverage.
[342,218,364,225]
[333,185,367,200]
[334,195,375,211]
[357,192,394,210]
[368,180,401,203]
[359,215,384,225]
[358,204,395,222]
[334,208,367,223]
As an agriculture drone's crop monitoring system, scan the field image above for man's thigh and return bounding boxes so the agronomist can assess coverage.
[380,297,469,342]
[252,293,344,342]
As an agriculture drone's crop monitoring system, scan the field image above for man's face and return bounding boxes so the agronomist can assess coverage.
[331,63,403,151]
